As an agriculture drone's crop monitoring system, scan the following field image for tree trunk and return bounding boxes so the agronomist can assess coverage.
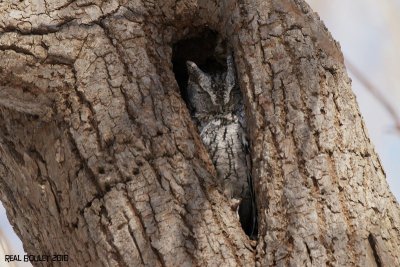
[0,0,399,266]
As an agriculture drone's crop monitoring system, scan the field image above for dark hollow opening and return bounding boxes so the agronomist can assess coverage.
[172,29,225,112]
[172,29,258,240]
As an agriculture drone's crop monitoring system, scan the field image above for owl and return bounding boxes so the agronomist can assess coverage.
[186,54,257,238]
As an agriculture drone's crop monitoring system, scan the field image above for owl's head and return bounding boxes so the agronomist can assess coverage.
[186,54,238,115]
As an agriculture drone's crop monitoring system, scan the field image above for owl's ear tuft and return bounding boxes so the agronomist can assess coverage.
[186,61,217,105]
[186,61,208,82]
[224,53,236,104]
[186,61,198,77]
[186,60,197,69]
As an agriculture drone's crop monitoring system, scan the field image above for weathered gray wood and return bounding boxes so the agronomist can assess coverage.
[0,0,399,266]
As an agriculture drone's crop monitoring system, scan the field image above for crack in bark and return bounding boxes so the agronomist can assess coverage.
[123,212,146,265]
[66,129,104,195]
[305,241,312,264]
[368,234,382,267]
[99,205,130,267]
[124,191,166,266]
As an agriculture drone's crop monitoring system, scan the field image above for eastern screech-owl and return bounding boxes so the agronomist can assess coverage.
[186,54,257,237]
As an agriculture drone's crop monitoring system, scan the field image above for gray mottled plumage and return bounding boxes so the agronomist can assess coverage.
[186,54,257,238]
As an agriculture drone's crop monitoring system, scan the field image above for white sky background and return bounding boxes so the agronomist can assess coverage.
[1,0,400,265]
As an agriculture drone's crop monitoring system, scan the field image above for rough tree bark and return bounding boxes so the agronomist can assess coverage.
[0,0,399,266]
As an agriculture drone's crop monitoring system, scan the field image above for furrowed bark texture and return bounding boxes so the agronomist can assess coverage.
[0,0,399,266]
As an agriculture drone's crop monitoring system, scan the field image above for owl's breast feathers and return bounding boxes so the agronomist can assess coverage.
[199,112,249,198]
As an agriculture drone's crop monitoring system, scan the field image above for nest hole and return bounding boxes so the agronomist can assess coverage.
[172,29,226,109]
[171,29,258,240]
